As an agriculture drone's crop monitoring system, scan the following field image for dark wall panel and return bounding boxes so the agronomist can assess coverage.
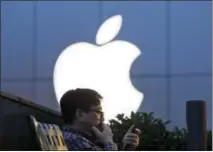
[0,92,64,150]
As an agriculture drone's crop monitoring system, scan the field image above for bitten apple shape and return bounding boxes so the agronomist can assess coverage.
[53,15,144,122]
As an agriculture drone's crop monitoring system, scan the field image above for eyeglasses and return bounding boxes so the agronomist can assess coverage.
[88,109,104,116]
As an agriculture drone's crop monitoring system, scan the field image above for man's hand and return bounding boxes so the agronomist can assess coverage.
[122,125,141,150]
[92,123,114,144]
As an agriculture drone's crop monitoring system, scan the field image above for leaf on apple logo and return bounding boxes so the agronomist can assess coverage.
[96,15,122,45]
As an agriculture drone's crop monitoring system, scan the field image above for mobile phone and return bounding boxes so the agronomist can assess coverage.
[130,125,137,133]
[123,124,138,150]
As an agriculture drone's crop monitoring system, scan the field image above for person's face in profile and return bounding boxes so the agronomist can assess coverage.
[80,105,104,127]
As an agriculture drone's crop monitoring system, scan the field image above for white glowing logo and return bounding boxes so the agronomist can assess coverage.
[53,15,144,121]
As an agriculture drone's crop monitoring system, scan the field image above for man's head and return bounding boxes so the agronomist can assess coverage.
[60,88,103,127]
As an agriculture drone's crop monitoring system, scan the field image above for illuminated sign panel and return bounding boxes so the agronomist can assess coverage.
[53,15,144,121]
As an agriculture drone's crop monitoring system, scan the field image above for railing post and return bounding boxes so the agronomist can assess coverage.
[186,100,207,150]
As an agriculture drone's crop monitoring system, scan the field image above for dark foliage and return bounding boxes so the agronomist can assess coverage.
[109,112,212,151]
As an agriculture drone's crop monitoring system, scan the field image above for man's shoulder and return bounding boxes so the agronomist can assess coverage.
[61,129,78,140]
[61,127,101,150]
[61,127,87,142]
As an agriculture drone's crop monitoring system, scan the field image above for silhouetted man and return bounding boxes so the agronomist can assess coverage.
[60,88,140,150]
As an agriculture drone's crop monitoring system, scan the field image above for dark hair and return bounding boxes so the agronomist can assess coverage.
[60,88,102,124]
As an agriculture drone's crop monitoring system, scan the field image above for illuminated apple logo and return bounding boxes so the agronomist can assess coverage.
[53,15,144,122]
